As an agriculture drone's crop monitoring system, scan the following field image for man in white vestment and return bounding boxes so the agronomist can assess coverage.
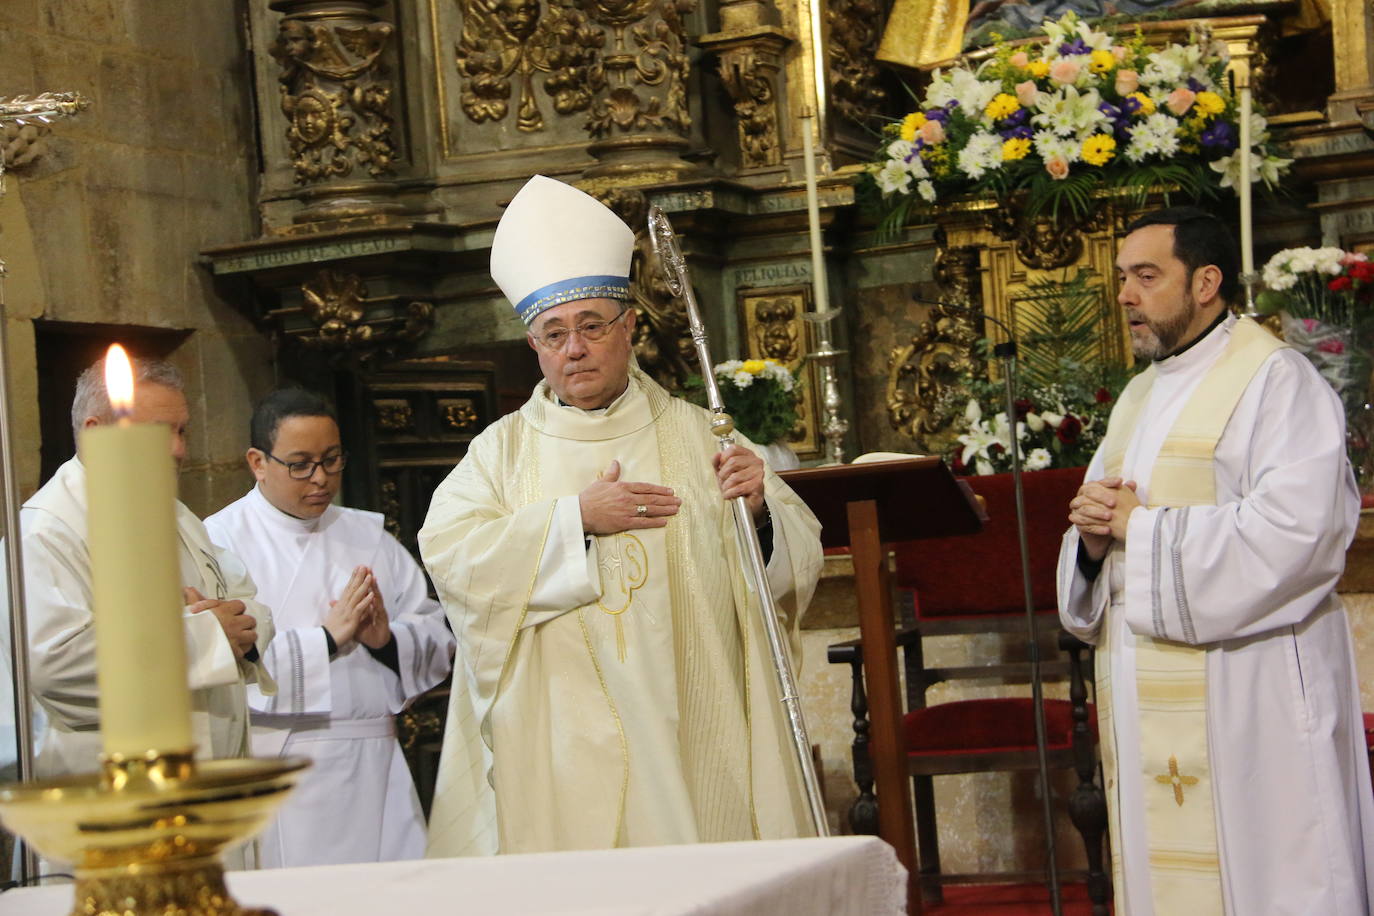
[1059,206,1374,915]
[205,388,455,867]
[419,175,824,856]
[15,356,274,779]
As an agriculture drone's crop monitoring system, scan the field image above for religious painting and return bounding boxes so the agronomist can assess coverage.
[736,286,822,459]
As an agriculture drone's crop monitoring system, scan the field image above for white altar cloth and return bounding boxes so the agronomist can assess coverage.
[1,836,905,915]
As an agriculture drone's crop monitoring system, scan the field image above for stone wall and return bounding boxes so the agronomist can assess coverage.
[0,1,272,514]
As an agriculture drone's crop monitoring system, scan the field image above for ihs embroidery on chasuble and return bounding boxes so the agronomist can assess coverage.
[596,533,649,662]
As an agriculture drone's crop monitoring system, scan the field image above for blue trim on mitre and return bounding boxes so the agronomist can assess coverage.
[516,275,631,324]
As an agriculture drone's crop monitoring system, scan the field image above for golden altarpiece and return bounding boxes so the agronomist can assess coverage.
[194,0,1374,810]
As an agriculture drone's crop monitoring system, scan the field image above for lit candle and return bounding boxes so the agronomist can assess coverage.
[1238,79,1254,280]
[800,109,830,314]
[81,344,192,759]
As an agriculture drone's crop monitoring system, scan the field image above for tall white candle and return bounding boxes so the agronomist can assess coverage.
[1238,81,1254,279]
[800,110,830,314]
[81,345,193,759]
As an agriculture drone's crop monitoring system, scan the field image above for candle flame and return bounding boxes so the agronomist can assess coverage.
[104,344,134,417]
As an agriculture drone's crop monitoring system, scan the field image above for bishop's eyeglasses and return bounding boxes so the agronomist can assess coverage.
[533,308,629,351]
[265,450,348,480]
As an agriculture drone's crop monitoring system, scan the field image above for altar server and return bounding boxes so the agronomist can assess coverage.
[14,356,273,778]
[1059,206,1374,915]
[419,175,824,856]
[206,388,454,867]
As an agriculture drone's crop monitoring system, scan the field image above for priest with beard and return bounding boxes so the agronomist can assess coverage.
[206,388,454,867]
[419,175,824,856]
[1059,206,1374,915]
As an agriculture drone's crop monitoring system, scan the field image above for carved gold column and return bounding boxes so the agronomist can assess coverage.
[579,0,700,183]
[698,0,792,175]
[1329,0,1374,122]
[268,0,405,224]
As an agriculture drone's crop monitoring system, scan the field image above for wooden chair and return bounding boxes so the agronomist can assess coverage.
[828,467,1109,913]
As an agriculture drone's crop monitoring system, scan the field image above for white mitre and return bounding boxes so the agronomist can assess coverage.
[491,175,636,325]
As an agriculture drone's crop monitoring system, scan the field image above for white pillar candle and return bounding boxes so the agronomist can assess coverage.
[81,344,192,759]
[1238,79,1254,279]
[800,111,830,314]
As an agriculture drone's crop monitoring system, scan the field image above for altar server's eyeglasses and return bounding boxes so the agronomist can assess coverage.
[534,309,629,351]
[265,450,347,480]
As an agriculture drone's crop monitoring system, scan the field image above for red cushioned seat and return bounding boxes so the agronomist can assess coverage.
[904,697,1097,757]
[1364,712,1374,748]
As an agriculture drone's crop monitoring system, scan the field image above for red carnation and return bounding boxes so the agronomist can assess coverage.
[1013,398,1034,420]
[1095,387,1112,404]
[1350,262,1374,283]
[1330,275,1353,292]
[1056,414,1082,444]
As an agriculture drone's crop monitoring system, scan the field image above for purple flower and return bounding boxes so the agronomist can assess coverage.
[1120,95,1142,115]
[1113,122,1133,142]
[926,107,950,123]
[1059,38,1090,55]
[1000,107,1029,128]
[1001,125,1034,140]
[1200,120,1236,150]
[1186,77,1206,92]
[1098,101,1121,119]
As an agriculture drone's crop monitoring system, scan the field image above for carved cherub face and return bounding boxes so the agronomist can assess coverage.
[493,0,541,40]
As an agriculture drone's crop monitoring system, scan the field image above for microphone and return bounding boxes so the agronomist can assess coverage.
[910,293,1062,914]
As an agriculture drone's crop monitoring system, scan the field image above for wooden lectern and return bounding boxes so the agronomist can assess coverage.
[780,458,983,914]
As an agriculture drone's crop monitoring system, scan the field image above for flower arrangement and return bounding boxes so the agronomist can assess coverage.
[685,359,800,445]
[866,12,1292,229]
[946,377,1119,476]
[1257,245,1374,409]
[1257,246,1374,488]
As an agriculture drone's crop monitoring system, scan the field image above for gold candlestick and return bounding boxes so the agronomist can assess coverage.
[0,754,309,916]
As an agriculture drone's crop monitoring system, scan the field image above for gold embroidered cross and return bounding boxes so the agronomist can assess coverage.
[1154,755,1198,807]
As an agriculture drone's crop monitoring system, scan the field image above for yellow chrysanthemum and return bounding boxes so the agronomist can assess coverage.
[1195,91,1225,116]
[1089,49,1116,74]
[1128,91,1156,115]
[984,93,1020,121]
[741,359,767,374]
[1027,60,1050,78]
[1002,137,1032,161]
[1082,134,1117,166]
[899,112,926,142]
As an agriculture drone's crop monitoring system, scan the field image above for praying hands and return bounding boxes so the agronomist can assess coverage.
[1067,476,1141,560]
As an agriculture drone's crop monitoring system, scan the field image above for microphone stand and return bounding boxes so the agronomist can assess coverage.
[914,297,1062,916]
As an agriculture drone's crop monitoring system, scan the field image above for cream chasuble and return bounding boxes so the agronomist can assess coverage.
[420,368,823,856]
[1058,316,1374,915]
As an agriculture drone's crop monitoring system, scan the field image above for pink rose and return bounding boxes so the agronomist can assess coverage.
[1317,338,1347,355]
[1302,318,1319,332]
[1112,46,1128,62]
[1049,58,1081,85]
[1014,80,1039,107]
[1045,156,1070,180]
[1165,87,1197,116]
[1115,69,1139,95]
[1010,51,1030,68]
[919,119,946,145]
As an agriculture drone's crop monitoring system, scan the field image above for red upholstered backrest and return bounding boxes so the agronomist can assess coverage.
[893,467,1085,616]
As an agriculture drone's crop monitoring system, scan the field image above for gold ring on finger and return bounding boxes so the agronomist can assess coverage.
[635,504,648,518]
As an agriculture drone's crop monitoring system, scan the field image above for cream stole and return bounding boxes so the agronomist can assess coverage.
[1096,317,1284,914]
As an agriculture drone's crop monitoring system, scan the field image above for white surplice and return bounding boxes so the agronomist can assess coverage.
[3,458,275,778]
[1058,316,1374,915]
[205,487,454,868]
[419,368,824,858]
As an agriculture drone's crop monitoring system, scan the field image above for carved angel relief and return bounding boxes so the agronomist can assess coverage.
[298,269,435,351]
[271,16,397,183]
[454,0,605,131]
